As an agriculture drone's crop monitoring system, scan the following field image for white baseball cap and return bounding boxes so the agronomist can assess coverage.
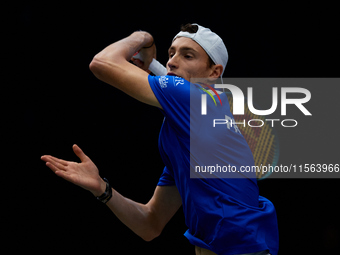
[173,23,228,76]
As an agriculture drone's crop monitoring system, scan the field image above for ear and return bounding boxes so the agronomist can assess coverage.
[208,64,223,79]
[207,64,223,83]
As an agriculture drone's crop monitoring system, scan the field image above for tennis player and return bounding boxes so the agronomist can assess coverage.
[41,24,279,255]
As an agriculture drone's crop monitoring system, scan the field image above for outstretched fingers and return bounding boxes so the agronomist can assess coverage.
[41,155,69,173]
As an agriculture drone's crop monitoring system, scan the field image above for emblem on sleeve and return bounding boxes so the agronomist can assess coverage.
[174,77,185,86]
[159,76,169,88]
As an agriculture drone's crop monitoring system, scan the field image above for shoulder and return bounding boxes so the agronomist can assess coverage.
[148,75,193,108]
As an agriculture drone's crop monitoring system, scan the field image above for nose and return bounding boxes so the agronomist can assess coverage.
[167,55,178,70]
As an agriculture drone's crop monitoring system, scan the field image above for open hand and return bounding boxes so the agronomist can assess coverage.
[41,144,106,197]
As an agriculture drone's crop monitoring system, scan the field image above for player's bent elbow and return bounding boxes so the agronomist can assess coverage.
[140,213,163,242]
[89,56,126,89]
[89,57,108,77]
[140,228,161,242]
[89,58,98,72]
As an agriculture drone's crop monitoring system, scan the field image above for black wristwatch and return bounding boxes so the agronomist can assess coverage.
[96,178,112,204]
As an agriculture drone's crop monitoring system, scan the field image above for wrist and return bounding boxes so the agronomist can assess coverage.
[132,31,153,49]
[91,178,107,197]
[95,178,113,204]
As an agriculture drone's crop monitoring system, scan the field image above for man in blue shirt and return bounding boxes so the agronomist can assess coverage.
[42,24,279,254]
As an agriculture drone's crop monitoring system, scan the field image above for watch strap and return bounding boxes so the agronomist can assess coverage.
[96,178,112,204]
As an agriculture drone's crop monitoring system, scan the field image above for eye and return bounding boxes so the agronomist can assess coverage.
[169,53,174,58]
[185,55,193,59]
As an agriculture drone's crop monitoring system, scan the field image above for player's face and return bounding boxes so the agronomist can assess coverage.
[167,37,216,81]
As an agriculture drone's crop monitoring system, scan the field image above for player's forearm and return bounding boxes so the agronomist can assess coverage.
[91,31,153,65]
[89,31,154,91]
[106,188,160,241]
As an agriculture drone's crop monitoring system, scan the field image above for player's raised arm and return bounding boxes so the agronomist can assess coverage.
[89,31,162,109]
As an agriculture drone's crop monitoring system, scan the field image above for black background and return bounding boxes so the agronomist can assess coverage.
[9,2,339,254]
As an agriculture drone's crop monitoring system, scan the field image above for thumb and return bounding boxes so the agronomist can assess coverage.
[72,144,88,162]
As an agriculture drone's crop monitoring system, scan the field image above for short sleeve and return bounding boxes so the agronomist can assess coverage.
[157,166,176,186]
[148,75,190,133]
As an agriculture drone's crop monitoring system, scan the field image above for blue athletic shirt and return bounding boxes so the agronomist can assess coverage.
[148,75,279,255]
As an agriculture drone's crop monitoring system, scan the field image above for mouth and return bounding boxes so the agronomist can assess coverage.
[167,72,182,78]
